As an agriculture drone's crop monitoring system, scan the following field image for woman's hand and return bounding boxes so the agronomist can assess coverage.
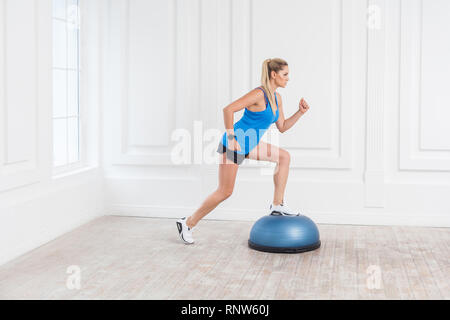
[228,139,241,152]
[299,98,310,114]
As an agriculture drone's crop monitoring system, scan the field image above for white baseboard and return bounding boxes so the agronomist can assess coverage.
[108,204,450,228]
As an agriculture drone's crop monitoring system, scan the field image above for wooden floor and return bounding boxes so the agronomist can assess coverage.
[0,216,448,300]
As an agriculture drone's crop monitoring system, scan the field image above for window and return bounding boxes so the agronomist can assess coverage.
[52,0,81,170]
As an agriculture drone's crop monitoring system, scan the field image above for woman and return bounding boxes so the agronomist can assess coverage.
[176,58,310,244]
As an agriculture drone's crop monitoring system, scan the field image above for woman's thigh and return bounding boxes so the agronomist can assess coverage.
[218,153,239,193]
[246,141,287,163]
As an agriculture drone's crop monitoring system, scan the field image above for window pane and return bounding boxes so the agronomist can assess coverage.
[68,0,79,7]
[68,117,79,163]
[67,0,80,29]
[67,70,79,116]
[53,0,66,20]
[67,26,79,69]
[53,69,67,118]
[53,19,67,68]
[52,0,81,169]
[53,118,68,167]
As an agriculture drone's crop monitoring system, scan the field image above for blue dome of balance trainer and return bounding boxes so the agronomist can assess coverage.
[248,214,321,253]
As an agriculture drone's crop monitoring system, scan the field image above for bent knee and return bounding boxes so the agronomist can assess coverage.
[278,150,291,164]
[217,189,233,200]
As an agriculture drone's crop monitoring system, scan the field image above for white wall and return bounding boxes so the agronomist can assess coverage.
[103,0,450,228]
[0,0,105,266]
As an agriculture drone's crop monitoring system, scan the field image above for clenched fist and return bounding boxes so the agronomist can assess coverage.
[299,98,310,114]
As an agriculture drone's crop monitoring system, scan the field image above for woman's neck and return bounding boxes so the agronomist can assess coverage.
[268,81,278,92]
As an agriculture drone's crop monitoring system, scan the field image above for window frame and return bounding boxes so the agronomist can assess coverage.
[52,0,84,176]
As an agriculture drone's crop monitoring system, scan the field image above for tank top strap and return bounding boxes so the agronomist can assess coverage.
[255,87,269,105]
[274,92,278,107]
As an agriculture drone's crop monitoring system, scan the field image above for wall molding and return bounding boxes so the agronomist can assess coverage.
[399,0,450,172]
[242,0,360,170]
[364,0,387,208]
[0,0,42,193]
[110,0,178,165]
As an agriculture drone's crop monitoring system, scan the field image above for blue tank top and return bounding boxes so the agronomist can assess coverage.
[221,87,280,155]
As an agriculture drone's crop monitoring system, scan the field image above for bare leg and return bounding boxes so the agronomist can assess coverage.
[246,141,291,206]
[273,156,290,205]
[187,153,239,228]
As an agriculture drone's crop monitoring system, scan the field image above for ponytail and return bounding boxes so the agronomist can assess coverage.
[260,58,288,109]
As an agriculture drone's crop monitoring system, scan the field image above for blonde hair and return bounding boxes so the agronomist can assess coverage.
[261,58,288,108]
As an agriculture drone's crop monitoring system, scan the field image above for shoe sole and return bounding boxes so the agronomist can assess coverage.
[270,211,299,216]
[176,221,194,244]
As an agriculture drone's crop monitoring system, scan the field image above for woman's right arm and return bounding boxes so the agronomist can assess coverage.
[222,89,262,151]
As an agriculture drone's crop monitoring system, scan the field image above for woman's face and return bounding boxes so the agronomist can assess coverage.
[272,66,290,88]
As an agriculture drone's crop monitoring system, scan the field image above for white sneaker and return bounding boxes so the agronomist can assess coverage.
[269,202,301,216]
[176,217,195,244]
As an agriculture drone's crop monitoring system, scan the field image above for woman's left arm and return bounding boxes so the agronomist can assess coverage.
[275,93,310,133]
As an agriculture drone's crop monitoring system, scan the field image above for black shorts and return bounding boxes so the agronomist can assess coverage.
[216,142,250,165]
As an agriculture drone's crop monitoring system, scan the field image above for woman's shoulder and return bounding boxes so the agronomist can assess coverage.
[251,87,266,100]
[254,86,281,98]
[253,86,264,93]
[252,87,268,104]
